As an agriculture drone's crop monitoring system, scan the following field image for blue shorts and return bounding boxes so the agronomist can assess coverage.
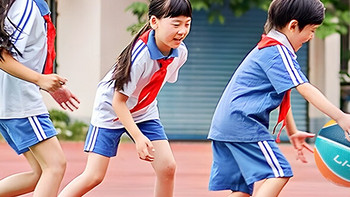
[0,114,57,155]
[209,140,293,195]
[84,119,168,157]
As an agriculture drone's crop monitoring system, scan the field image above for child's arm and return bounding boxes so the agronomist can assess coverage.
[112,91,155,162]
[296,83,350,141]
[285,110,315,163]
[0,50,66,91]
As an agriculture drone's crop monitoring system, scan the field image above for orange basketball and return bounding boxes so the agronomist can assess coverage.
[314,120,350,187]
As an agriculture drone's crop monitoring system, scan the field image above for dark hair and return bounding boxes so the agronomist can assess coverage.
[112,0,192,91]
[0,0,17,61]
[264,0,325,33]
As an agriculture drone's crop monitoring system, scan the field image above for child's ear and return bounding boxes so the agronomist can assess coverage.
[288,20,299,32]
[149,16,158,29]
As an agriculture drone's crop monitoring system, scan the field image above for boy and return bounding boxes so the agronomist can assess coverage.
[208,0,350,196]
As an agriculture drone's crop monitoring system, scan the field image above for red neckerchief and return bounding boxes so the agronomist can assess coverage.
[42,14,56,74]
[114,29,174,121]
[258,34,291,143]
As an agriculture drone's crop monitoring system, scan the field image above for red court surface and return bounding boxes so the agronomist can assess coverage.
[0,141,349,196]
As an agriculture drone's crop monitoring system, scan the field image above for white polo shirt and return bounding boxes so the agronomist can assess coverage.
[91,30,188,129]
[0,0,48,119]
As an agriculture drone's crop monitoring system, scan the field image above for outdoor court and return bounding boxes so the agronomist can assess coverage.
[0,141,349,197]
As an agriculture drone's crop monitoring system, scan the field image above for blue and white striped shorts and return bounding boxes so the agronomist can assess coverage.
[209,140,293,195]
[84,119,168,157]
[0,114,57,154]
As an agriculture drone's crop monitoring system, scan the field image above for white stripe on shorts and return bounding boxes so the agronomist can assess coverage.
[258,141,284,177]
[86,126,99,152]
[28,116,47,141]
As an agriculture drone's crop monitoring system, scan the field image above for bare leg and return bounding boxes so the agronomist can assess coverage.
[30,137,66,197]
[151,140,176,197]
[254,177,290,197]
[59,153,110,197]
[0,151,42,196]
[228,191,250,197]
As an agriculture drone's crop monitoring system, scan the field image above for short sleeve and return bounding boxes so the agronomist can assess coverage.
[119,61,145,97]
[5,0,38,55]
[265,45,308,94]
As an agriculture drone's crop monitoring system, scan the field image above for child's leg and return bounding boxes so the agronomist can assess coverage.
[151,140,176,197]
[0,151,42,196]
[59,152,110,197]
[29,137,66,197]
[254,177,290,197]
[228,191,250,197]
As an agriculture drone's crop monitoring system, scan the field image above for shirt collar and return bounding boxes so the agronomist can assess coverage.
[266,29,297,58]
[33,0,51,16]
[147,30,179,60]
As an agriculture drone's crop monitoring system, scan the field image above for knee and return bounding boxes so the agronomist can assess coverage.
[157,161,177,179]
[47,157,66,177]
[85,173,105,187]
[31,169,42,181]
[56,158,67,175]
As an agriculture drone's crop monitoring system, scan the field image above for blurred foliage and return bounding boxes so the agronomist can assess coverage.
[317,0,350,38]
[126,0,350,39]
[49,109,88,141]
[126,2,149,35]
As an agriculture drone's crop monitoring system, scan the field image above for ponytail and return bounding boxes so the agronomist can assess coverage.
[0,0,18,61]
[112,22,151,91]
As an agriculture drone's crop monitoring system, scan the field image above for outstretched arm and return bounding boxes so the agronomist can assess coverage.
[296,83,350,141]
[285,110,315,163]
[112,91,155,162]
[0,50,66,92]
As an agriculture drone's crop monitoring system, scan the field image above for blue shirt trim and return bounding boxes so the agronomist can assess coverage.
[33,0,50,16]
[14,0,33,44]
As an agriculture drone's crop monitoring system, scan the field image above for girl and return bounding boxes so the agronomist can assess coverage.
[59,0,192,196]
[0,0,79,196]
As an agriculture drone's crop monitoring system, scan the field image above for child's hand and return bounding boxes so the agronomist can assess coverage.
[289,131,315,163]
[134,135,155,162]
[334,114,350,142]
[49,86,80,111]
[38,74,67,92]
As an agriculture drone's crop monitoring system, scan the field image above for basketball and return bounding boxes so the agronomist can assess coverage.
[314,120,350,187]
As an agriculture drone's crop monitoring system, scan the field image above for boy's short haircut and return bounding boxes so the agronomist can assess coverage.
[264,0,325,33]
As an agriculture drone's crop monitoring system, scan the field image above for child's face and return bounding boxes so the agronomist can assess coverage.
[283,21,319,52]
[151,15,192,56]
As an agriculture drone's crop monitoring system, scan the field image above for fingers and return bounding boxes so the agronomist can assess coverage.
[296,150,308,163]
[304,133,316,138]
[67,94,81,111]
[61,99,79,111]
[139,150,154,162]
[40,74,66,92]
[139,142,155,162]
[49,87,80,111]
[59,102,67,110]
[71,94,81,104]
[302,142,314,153]
[344,131,350,142]
[56,75,67,85]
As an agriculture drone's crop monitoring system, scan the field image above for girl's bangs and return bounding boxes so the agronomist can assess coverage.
[165,0,192,18]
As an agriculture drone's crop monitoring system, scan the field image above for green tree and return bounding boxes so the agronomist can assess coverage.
[126,0,350,39]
